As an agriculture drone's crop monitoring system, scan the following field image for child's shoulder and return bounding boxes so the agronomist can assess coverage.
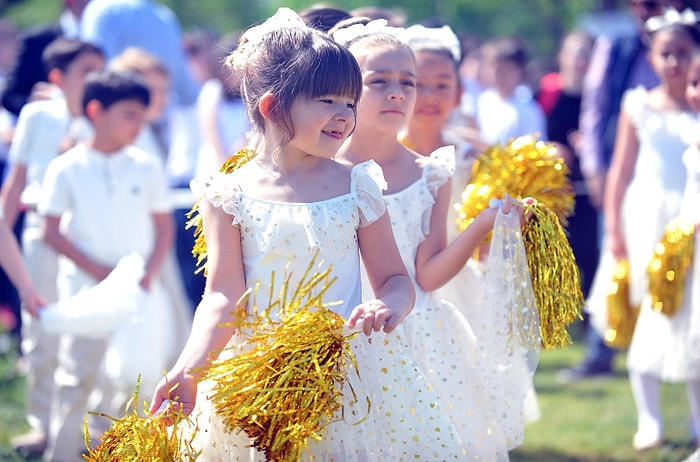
[124,144,166,167]
[18,98,68,122]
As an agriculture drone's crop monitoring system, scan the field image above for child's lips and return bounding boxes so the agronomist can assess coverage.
[322,129,343,139]
[417,106,440,116]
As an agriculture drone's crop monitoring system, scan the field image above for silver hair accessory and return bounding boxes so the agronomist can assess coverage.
[230,7,308,70]
[405,24,461,62]
[332,18,406,47]
[646,7,700,32]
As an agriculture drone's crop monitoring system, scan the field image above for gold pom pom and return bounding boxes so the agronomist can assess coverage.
[647,216,696,316]
[522,202,584,349]
[187,148,257,275]
[83,379,199,461]
[203,256,366,462]
[604,259,640,349]
[456,135,575,234]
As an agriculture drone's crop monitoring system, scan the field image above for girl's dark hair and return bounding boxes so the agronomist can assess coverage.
[228,26,362,146]
[42,37,103,73]
[82,70,150,114]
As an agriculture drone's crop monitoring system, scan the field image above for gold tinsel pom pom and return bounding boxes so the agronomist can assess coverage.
[522,202,585,349]
[647,216,696,316]
[187,148,256,274]
[203,257,365,462]
[604,259,640,349]
[456,135,575,233]
[83,379,199,461]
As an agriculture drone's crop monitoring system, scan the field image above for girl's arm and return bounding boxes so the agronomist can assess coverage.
[351,211,415,336]
[603,109,638,259]
[0,218,44,316]
[0,163,28,228]
[140,211,175,290]
[414,178,507,292]
[41,215,113,282]
[150,199,248,417]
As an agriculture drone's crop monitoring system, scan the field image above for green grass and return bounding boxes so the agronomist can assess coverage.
[0,328,697,461]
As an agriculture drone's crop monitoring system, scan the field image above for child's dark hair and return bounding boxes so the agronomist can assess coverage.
[480,36,528,70]
[82,70,150,114]
[42,37,103,73]
[227,25,362,146]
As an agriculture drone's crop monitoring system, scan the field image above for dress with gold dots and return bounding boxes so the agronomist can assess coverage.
[186,159,469,461]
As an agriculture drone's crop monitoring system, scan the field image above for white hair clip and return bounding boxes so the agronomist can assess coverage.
[646,7,700,32]
[332,18,406,47]
[405,24,461,62]
[230,7,308,69]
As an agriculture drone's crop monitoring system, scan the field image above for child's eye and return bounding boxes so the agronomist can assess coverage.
[346,102,356,109]
[402,80,416,87]
[369,79,386,85]
[319,99,333,104]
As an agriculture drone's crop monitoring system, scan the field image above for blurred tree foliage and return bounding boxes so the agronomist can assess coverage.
[3,0,625,60]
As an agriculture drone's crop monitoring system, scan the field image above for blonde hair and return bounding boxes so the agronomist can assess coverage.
[109,47,169,78]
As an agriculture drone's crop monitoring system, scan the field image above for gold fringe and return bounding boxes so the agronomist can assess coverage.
[522,202,584,349]
[202,256,365,462]
[456,135,575,235]
[604,259,640,349]
[83,378,199,461]
[187,148,257,275]
[647,216,696,316]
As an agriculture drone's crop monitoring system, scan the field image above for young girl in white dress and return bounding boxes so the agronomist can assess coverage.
[333,19,537,459]
[150,8,473,461]
[397,24,488,327]
[586,17,699,451]
[678,48,700,462]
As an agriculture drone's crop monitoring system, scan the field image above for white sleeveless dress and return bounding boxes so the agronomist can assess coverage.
[364,147,538,458]
[186,160,470,461]
[626,139,700,381]
[587,87,695,368]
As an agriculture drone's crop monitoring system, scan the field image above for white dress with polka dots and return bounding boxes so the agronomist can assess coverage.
[186,160,470,461]
[365,147,515,460]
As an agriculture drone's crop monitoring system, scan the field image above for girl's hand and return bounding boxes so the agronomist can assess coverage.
[149,369,198,425]
[18,285,45,318]
[139,273,153,291]
[606,228,627,260]
[347,299,404,336]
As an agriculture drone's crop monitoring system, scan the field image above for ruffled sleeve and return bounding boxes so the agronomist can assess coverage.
[622,86,647,128]
[352,160,387,228]
[190,171,243,224]
[419,145,456,198]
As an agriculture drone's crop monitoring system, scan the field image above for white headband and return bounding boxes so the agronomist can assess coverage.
[646,7,700,33]
[332,18,406,47]
[405,24,461,62]
[230,7,308,69]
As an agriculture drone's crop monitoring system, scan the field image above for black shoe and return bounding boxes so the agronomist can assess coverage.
[556,364,614,383]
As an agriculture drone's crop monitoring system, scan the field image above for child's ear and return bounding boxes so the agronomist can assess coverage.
[47,68,62,86]
[259,92,279,122]
[84,99,103,121]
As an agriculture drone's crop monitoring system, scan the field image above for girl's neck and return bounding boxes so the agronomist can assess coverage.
[339,125,403,164]
[256,144,321,175]
[400,125,445,156]
[657,83,691,111]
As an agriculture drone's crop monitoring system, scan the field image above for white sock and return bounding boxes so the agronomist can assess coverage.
[629,371,662,437]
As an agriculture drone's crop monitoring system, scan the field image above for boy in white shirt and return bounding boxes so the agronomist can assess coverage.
[0,37,103,458]
[38,70,175,462]
[475,36,546,145]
